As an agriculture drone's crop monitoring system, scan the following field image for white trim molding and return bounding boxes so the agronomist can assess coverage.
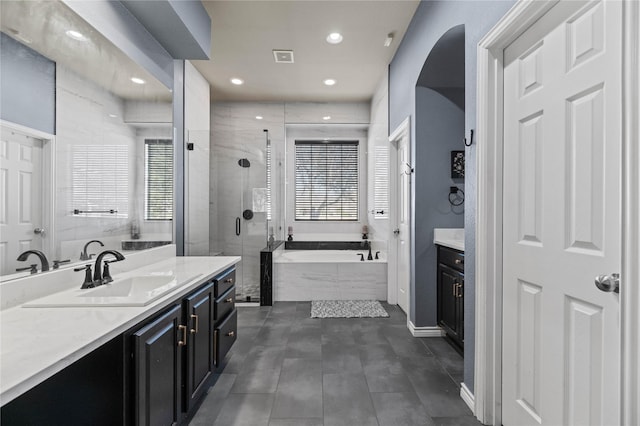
[475,1,640,425]
[406,320,444,338]
[388,117,411,309]
[621,0,640,424]
[460,382,475,414]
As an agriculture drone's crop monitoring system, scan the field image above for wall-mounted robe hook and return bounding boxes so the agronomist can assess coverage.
[404,162,414,175]
[464,129,474,147]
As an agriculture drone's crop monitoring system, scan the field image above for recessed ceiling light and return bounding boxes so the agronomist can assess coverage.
[231,78,244,85]
[66,30,88,42]
[323,79,336,86]
[108,114,117,118]
[326,32,343,44]
[256,116,263,120]
[130,77,145,85]
[323,116,332,121]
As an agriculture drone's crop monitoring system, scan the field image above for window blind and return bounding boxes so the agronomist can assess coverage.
[373,145,390,219]
[71,144,128,218]
[145,139,173,221]
[266,142,272,221]
[295,140,359,221]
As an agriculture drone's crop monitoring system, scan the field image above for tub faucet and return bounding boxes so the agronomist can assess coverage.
[93,250,125,285]
[17,250,49,272]
[81,239,104,260]
[367,241,373,261]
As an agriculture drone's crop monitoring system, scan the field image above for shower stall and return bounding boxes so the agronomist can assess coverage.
[211,129,282,303]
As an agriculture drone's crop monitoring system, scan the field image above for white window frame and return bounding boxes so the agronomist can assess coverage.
[293,140,360,222]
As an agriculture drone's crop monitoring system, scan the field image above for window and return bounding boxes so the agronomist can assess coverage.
[373,145,390,219]
[145,139,173,220]
[295,140,359,221]
[71,144,128,218]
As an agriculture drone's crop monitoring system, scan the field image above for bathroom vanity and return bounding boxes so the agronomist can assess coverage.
[434,229,465,353]
[0,251,239,425]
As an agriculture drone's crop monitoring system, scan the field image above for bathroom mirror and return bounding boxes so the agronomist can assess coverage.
[0,0,174,278]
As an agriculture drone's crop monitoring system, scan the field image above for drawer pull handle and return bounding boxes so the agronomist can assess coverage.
[178,325,187,346]
[454,259,463,265]
[225,297,234,303]
[227,331,235,337]
[224,278,234,284]
[190,314,199,334]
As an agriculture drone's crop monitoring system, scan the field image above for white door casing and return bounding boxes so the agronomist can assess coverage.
[389,117,410,314]
[502,1,621,424]
[0,125,45,275]
[475,1,640,425]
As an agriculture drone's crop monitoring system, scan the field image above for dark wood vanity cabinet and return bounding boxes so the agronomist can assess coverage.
[131,267,237,425]
[184,283,214,411]
[437,245,464,352]
[1,267,238,426]
[133,304,184,426]
[213,268,237,366]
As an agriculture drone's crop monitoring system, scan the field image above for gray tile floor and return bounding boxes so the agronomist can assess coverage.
[190,302,481,426]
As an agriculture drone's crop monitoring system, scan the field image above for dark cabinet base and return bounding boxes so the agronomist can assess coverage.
[437,245,464,353]
[1,335,126,426]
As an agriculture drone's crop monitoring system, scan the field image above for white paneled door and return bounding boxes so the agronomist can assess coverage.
[391,121,410,314]
[502,1,622,425]
[0,125,44,275]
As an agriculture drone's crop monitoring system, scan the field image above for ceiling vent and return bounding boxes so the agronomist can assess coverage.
[273,50,294,63]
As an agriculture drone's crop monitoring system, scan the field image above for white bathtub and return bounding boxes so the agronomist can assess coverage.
[273,250,387,301]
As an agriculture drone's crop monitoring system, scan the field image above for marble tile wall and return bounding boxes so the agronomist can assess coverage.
[210,102,286,301]
[55,65,173,262]
[211,101,383,302]
[55,65,135,260]
[184,61,211,256]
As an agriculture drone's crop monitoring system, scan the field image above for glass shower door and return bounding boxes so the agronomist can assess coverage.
[212,136,267,303]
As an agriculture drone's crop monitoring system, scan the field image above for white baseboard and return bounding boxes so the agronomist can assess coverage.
[460,382,475,414]
[407,320,445,337]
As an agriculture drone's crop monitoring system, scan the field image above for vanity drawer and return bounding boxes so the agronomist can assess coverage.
[438,246,464,271]
[214,309,237,365]
[214,286,235,321]
[214,269,236,297]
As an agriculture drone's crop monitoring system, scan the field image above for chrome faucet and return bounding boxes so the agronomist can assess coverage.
[93,250,125,285]
[16,250,50,272]
[80,240,104,261]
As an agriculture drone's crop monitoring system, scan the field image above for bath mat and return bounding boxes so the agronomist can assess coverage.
[310,300,389,318]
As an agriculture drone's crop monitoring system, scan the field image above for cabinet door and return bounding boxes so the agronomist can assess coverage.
[438,265,458,336]
[184,283,214,411]
[456,276,464,342]
[133,304,183,426]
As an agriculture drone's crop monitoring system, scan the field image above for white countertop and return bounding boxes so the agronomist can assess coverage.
[433,228,465,252]
[0,255,240,405]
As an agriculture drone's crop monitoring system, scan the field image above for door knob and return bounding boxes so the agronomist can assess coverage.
[595,273,620,293]
[34,228,45,235]
[393,228,400,235]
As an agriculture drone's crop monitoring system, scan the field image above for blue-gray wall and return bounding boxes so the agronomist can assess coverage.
[389,0,515,393]
[414,86,465,326]
[0,33,55,134]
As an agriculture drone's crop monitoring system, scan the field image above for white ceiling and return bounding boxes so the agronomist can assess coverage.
[193,0,420,102]
[0,0,172,102]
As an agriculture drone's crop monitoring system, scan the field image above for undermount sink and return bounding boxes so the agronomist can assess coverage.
[23,273,202,308]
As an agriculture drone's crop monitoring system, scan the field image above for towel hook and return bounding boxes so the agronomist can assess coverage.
[464,129,474,147]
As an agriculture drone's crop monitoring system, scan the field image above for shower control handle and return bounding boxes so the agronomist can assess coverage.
[236,217,241,236]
